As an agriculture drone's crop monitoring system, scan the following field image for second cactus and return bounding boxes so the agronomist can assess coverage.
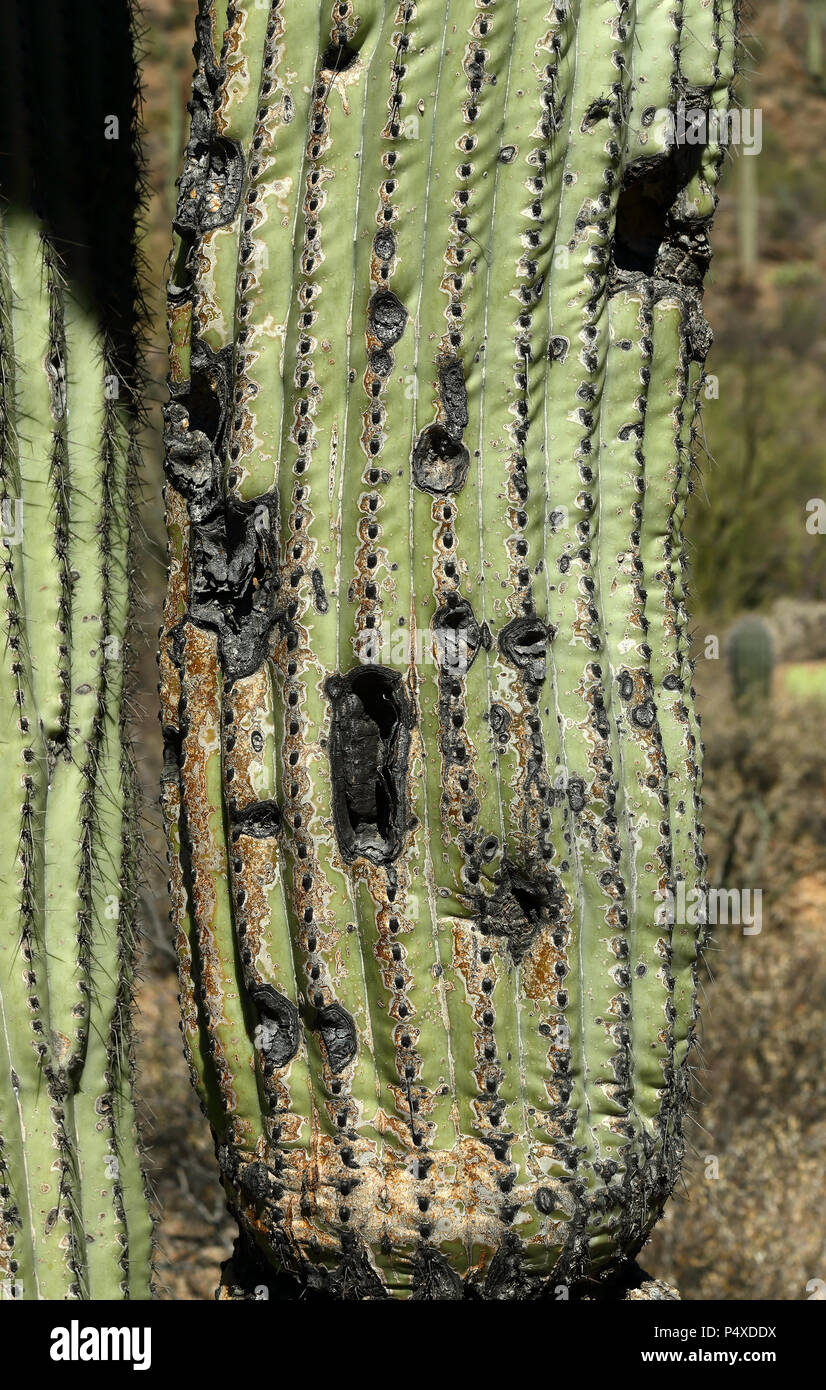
[727,614,774,707]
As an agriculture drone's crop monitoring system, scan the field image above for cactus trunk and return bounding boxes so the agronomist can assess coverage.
[162,0,737,1299]
[0,1,153,1299]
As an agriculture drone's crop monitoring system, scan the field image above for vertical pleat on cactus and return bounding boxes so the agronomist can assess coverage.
[0,0,153,1299]
[162,0,738,1299]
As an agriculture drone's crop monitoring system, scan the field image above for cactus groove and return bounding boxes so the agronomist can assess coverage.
[162,0,738,1299]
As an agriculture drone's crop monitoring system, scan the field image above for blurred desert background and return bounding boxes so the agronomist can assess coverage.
[131,0,826,1298]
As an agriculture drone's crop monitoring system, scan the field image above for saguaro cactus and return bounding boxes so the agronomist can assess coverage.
[162,0,737,1298]
[0,2,153,1298]
[727,613,774,706]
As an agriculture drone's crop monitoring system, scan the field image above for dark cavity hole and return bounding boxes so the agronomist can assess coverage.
[250,985,300,1068]
[613,138,705,276]
[320,40,359,73]
[498,616,550,684]
[477,860,564,964]
[231,799,282,839]
[412,423,470,496]
[326,666,412,865]
[187,368,223,444]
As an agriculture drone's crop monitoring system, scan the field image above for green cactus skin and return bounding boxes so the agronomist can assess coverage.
[162,0,737,1299]
[0,2,153,1300]
[726,614,775,706]
[0,211,153,1301]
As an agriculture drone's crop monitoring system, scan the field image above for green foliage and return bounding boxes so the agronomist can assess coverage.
[780,660,826,702]
[688,346,826,617]
[687,2,826,621]
[162,0,737,1299]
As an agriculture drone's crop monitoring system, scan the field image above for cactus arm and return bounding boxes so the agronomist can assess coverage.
[0,222,39,1298]
[0,0,152,1301]
[8,217,88,1138]
[0,211,84,1300]
[0,226,153,1298]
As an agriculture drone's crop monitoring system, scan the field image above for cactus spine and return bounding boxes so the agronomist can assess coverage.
[0,2,153,1298]
[162,0,737,1298]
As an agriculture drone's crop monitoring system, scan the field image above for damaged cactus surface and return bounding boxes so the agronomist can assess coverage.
[0,1,153,1298]
[162,0,737,1299]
